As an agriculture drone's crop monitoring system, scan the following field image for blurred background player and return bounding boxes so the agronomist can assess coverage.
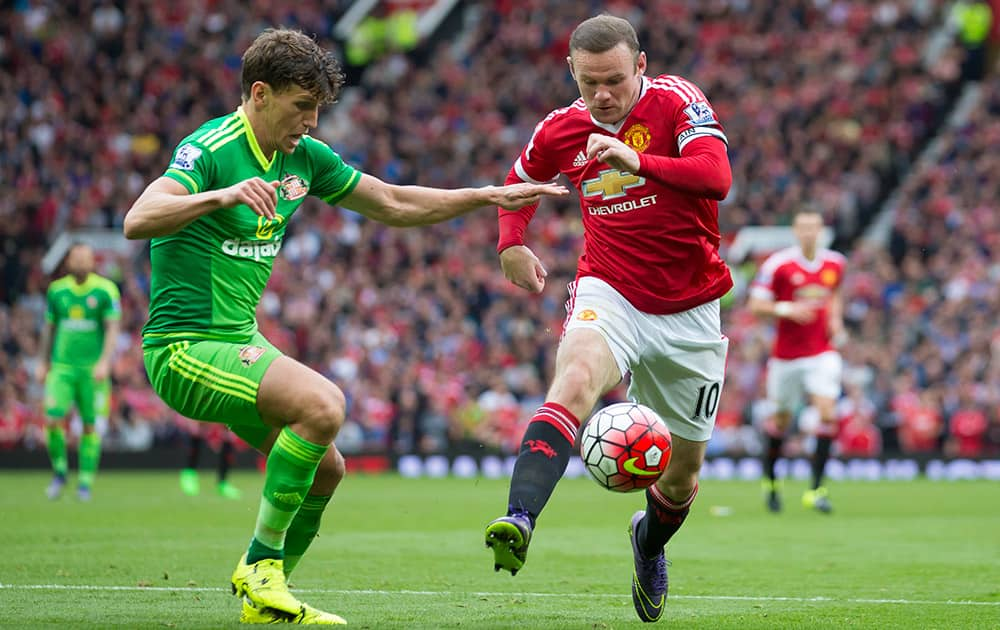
[178,418,243,500]
[124,28,566,625]
[749,209,846,514]
[37,242,121,501]
[484,15,732,623]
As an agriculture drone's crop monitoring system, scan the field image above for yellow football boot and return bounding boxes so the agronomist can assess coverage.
[239,598,347,625]
[231,554,302,616]
[802,486,833,513]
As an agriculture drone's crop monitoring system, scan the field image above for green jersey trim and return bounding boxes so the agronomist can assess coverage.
[195,114,241,146]
[236,106,275,172]
[165,168,200,193]
[144,329,258,344]
[51,274,101,296]
[207,126,247,153]
[321,169,363,205]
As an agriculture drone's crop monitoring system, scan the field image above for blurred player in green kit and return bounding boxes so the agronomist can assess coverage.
[37,242,121,501]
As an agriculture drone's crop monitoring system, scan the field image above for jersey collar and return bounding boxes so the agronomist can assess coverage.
[236,106,276,172]
[794,247,826,272]
[64,273,99,295]
[589,75,649,134]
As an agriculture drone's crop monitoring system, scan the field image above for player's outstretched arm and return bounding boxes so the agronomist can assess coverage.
[123,177,280,240]
[339,174,567,227]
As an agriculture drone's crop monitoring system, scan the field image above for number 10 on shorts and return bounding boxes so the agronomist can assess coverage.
[691,382,720,420]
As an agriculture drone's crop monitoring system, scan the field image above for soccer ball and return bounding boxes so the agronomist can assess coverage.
[580,402,672,492]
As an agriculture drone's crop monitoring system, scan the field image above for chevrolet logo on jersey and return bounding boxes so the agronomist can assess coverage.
[582,169,645,200]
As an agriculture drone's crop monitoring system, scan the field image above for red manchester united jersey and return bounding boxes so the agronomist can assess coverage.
[751,247,846,359]
[505,74,733,315]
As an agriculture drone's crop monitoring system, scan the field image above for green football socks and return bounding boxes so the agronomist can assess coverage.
[47,425,68,477]
[246,427,328,563]
[283,493,332,577]
[78,432,101,488]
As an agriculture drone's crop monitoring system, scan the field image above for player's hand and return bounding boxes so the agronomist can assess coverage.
[776,301,817,324]
[92,358,110,381]
[35,363,49,383]
[218,178,281,220]
[492,183,568,210]
[830,322,848,348]
[586,133,640,173]
[500,245,547,293]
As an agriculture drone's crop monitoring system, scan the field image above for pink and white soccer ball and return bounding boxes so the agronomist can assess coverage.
[580,402,672,492]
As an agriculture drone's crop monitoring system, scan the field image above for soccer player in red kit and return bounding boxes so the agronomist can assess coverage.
[483,15,732,623]
[749,209,846,514]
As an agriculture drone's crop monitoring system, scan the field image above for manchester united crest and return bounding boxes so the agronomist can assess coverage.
[623,123,651,153]
[821,268,839,286]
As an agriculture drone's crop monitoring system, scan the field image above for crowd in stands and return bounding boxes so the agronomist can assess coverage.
[1,1,998,460]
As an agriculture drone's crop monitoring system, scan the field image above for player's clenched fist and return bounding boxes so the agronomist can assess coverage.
[220,177,281,219]
[499,245,548,294]
[492,182,568,210]
[586,133,640,173]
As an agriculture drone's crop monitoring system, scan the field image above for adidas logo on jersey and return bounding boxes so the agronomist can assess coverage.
[573,151,587,167]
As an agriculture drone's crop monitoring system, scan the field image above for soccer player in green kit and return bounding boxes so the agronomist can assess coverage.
[123,28,566,625]
[37,242,121,502]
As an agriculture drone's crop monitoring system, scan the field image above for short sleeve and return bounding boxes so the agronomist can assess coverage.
[45,286,56,323]
[657,75,728,153]
[163,140,215,194]
[102,280,122,321]
[304,137,362,205]
[514,115,560,184]
[749,256,779,300]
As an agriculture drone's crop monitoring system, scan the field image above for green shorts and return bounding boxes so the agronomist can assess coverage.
[143,333,282,449]
[44,364,109,424]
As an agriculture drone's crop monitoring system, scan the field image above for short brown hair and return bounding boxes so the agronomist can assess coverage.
[569,15,640,58]
[241,28,344,105]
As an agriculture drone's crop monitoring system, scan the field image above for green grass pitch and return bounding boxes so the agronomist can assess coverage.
[3,471,999,629]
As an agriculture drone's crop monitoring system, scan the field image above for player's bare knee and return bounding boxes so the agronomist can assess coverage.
[329,448,347,483]
[551,363,601,413]
[299,385,346,441]
[660,457,702,498]
[317,385,347,433]
[814,402,836,422]
[312,448,346,494]
[659,473,699,502]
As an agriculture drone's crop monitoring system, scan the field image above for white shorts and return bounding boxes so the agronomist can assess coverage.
[766,351,843,413]
[563,276,729,442]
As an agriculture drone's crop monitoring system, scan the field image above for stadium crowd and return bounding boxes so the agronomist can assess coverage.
[1,1,998,460]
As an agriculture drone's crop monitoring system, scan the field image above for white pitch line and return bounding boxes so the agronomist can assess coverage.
[0,583,997,607]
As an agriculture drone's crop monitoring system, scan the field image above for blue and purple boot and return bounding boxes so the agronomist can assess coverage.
[628,510,667,622]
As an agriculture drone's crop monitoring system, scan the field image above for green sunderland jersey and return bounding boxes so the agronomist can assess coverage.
[142,106,362,347]
[46,273,122,366]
